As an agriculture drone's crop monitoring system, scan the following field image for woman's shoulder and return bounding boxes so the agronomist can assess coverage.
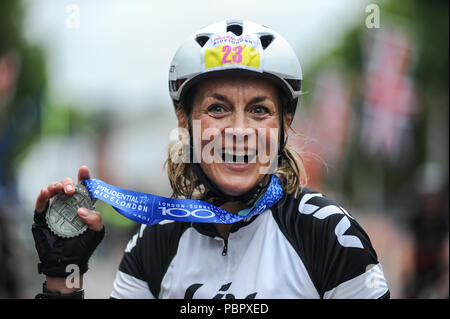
[271,188,388,298]
[273,187,354,225]
[272,187,372,247]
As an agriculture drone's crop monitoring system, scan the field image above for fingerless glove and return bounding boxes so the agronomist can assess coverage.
[31,208,105,277]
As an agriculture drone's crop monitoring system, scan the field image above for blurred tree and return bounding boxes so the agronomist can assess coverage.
[0,0,48,298]
[0,0,47,189]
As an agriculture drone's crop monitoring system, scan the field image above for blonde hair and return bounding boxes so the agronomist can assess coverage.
[165,141,308,200]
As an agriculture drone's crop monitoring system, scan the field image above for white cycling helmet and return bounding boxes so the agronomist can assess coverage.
[168,20,303,203]
[168,19,303,116]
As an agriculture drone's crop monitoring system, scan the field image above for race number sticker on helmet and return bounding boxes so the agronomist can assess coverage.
[202,32,264,73]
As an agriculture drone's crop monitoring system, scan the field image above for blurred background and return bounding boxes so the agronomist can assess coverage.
[0,0,448,298]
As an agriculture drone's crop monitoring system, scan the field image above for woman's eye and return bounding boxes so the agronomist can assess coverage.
[251,105,270,116]
[207,104,227,114]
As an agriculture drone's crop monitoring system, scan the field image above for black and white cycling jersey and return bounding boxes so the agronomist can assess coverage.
[110,188,389,299]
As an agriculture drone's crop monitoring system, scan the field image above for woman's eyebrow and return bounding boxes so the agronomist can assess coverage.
[207,93,232,104]
[207,93,270,105]
[247,96,269,105]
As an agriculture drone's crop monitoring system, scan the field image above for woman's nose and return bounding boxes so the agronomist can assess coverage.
[224,110,256,148]
[230,109,248,130]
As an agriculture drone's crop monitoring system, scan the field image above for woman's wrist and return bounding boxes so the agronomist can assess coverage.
[45,276,84,293]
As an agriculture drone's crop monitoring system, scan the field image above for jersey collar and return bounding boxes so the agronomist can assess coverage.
[191,213,262,239]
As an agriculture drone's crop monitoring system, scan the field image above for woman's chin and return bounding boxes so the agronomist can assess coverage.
[217,183,255,197]
[210,163,262,196]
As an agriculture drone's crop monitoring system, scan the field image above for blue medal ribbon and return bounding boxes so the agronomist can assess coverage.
[82,175,283,225]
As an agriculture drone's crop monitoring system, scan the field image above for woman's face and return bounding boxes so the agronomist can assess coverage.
[186,76,285,197]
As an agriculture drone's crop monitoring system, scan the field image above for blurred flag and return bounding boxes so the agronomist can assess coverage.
[310,68,351,166]
[290,67,351,190]
[361,27,417,162]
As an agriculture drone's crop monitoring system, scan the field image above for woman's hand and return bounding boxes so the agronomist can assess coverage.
[34,166,103,230]
[32,165,105,293]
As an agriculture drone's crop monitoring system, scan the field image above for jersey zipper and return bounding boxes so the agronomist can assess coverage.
[222,238,228,256]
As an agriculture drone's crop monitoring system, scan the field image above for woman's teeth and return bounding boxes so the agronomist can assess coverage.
[221,150,257,163]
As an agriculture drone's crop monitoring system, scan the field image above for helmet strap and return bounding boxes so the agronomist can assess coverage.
[278,105,288,158]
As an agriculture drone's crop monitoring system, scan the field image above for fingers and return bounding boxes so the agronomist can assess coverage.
[35,182,63,213]
[62,177,75,195]
[78,165,91,183]
[35,188,50,213]
[77,208,103,232]
[35,165,91,215]
[48,181,64,197]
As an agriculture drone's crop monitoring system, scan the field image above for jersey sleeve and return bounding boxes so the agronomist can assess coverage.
[111,225,155,299]
[110,221,190,299]
[273,190,390,299]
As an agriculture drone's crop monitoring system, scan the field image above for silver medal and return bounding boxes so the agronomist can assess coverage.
[46,183,96,238]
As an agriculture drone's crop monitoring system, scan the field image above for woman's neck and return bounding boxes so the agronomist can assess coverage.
[215,201,248,240]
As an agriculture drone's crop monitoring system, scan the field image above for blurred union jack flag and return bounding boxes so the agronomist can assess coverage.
[361,27,418,163]
[289,67,351,190]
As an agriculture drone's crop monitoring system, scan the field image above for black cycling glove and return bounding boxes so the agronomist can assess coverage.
[31,207,105,278]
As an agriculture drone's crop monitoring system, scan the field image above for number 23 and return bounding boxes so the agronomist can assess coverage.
[222,45,243,64]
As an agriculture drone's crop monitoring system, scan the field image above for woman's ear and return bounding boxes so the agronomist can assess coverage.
[283,113,293,136]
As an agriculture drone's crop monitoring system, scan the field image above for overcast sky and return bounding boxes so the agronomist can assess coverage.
[23,0,372,114]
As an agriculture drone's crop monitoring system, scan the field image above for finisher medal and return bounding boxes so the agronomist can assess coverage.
[46,183,96,238]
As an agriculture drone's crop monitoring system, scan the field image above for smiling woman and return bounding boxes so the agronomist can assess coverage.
[167,74,306,203]
[32,19,390,299]
[109,19,389,299]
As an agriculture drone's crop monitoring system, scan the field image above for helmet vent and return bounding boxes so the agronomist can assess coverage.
[195,35,210,47]
[285,79,302,92]
[259,34,274,50]
[169,78,187,92]
[227,24,243,36]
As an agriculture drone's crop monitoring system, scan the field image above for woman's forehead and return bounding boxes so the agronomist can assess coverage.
[195,76,279,101]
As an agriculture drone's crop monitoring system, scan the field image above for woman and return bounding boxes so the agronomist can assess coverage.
[32,20,389,299]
